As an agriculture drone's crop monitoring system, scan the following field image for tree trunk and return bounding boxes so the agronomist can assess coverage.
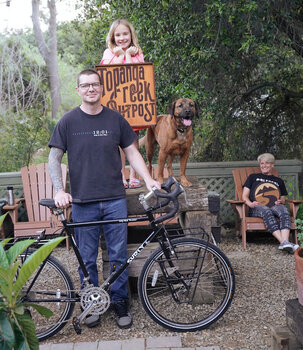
[32,0,61,119]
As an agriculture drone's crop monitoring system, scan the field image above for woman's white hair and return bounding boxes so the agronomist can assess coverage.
[257,153,275,164]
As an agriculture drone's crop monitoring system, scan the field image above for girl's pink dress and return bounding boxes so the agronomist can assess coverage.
[100,48,144,64]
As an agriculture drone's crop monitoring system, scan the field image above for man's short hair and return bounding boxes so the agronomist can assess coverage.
[77,69,102,87]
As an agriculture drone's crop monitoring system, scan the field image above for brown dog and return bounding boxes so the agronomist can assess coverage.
[142,98,198,186]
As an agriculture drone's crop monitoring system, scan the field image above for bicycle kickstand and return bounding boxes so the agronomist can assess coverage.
[72,301,95,334]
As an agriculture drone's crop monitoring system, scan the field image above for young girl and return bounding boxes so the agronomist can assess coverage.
[100,19,145,189]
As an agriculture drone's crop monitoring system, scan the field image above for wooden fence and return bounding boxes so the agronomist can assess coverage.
[1,160,302,224]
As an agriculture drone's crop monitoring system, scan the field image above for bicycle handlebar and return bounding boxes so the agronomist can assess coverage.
[39,176,184,225]
[139,176,184,224]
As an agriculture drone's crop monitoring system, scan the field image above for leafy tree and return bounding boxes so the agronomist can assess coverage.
[56,21,93,66]
[0,35,53,171]
[32,0,61,119]
[79,0,303,161]
[0,35,49,115]
[0,109,52,172]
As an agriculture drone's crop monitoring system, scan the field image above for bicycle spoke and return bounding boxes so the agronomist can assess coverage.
[18,250,75,341]
[139,238,235,332]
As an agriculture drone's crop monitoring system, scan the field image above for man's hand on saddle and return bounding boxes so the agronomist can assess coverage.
[54,190,72,209]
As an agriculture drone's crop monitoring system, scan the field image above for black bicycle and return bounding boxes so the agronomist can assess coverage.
[14,176,235,341]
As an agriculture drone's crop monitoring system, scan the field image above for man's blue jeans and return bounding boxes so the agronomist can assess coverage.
[72,198,128,302]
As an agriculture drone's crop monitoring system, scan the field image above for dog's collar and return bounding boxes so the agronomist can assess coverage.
[173,114,186,133]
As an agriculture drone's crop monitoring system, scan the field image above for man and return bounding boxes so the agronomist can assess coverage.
[48,69,160,329]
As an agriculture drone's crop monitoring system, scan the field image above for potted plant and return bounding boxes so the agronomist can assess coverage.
[0,212,65,350]
[294,217,303,306]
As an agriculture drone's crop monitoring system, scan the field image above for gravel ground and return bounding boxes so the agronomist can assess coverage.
[41,230,299,350]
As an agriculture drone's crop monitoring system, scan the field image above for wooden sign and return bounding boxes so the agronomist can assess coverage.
[95,63,157,127]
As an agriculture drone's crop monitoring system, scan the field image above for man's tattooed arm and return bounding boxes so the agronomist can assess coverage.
[48,147,64,192]
[49,147,72,207]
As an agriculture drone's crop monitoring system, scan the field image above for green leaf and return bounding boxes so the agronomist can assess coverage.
[0,238,12,248]
[11,322,28,350]
[0,282,11,303]
[14,304,24,315]
[0,261,20,305]
[0,213,8,228]
[24,303,53,319]
[0,311,15,347]
[15,313,38,350]
[13,237,65,297]
[6,240,36,267]
[0,239,11,269]
[0,341,12,350]
[0,267,10,284]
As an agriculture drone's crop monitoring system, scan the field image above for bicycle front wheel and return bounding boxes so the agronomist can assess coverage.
[18,249,75,341]
[138,238,235,332]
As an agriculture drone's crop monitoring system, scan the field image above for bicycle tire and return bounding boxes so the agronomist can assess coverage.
[138,237,235,332]
[18,249,75,341]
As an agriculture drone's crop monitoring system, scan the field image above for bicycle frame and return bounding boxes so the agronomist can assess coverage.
[46,206,173,292]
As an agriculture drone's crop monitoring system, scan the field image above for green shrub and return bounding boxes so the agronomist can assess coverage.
[0,234,65,349]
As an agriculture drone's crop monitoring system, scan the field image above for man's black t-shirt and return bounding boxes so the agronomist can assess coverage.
[243,173,288,208]
[48,106,137,203]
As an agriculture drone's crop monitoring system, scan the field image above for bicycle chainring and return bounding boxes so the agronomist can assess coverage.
[80,286,111,315]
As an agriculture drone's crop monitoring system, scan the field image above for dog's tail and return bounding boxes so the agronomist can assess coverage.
[139,134,146,148]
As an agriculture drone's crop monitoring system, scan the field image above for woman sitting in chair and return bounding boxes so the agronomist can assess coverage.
[242,153,299,253]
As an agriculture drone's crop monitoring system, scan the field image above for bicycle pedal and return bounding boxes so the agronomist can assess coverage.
[72,316,82,334]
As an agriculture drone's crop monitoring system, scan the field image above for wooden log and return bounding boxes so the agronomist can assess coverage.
[126,176,208,215]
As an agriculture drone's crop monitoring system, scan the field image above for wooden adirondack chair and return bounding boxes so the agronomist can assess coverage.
[3,163,68,238]
[227,167,303,250]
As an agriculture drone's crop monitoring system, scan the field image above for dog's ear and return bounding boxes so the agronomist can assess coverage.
[194,101,199,117]
[170,101,176,119]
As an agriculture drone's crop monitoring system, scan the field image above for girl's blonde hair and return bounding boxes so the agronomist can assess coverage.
[257,153,275,164]
[106,19,142,53]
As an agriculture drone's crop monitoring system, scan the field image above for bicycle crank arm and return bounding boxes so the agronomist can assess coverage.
[72,301,95,334]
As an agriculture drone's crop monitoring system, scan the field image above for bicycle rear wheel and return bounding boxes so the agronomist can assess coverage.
[138,237,235,332]
[18,249,75,341]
